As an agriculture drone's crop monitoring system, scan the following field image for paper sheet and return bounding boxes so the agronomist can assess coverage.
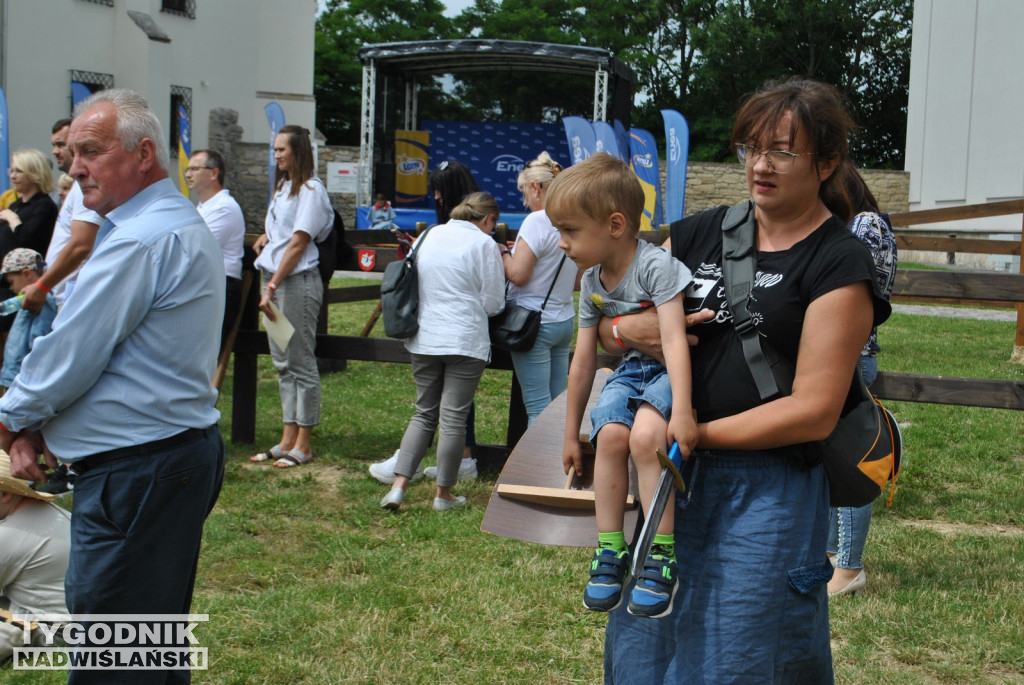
[262,301,295,350]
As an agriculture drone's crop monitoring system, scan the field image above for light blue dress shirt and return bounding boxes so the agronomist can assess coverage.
[0,178,224,461]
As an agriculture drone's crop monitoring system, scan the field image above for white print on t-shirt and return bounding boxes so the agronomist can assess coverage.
[687,262,785,331]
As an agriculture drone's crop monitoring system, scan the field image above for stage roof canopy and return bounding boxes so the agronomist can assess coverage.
[357,39,636,84]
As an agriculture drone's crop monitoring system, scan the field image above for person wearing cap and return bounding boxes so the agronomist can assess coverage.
[0,451,70,662]
[0,249,56,392]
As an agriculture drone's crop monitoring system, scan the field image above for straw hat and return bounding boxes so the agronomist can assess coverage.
[0,450,56,501]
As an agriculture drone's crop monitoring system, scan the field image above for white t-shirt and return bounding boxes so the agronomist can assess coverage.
[197,189,245,279]
[44,182,104,305]
[507,210,577,324]
[254,178,333,275]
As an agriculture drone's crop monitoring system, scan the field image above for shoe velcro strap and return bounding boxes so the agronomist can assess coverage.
[590,552,629,579]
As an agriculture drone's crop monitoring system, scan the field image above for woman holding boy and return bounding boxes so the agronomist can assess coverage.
[602,79,891,682]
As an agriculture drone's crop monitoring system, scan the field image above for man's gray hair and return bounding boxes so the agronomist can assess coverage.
[74,88,170,173]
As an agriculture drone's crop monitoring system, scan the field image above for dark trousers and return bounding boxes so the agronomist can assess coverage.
[66,426,225,685]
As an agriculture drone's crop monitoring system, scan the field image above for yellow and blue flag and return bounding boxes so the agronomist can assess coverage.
[176,105,191,199]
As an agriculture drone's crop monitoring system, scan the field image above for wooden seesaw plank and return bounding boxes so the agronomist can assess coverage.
[496,469,637,509]
[481,368,641,547]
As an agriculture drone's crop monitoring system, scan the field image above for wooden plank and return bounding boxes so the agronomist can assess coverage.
[891,295,1019,309]
[326,283,381,304]
[871,372,1024,410]
[895,235,1020,256]
[482,368,641,547]
[892,270,1024,302]
[496,484,636,509]
[889,199,1024,226]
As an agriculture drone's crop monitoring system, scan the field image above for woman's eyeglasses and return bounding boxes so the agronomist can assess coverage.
[735,144,813,174]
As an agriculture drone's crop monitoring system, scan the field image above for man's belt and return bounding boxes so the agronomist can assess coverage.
[74,427,209,475]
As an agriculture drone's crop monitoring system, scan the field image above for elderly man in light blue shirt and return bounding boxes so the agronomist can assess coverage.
[0,89,224,685]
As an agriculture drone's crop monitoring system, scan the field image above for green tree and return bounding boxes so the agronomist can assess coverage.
[669,0,913,167]
[314,0,456,145]
[315,0,912,168]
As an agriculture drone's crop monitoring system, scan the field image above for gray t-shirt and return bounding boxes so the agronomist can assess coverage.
[579,239,692,362]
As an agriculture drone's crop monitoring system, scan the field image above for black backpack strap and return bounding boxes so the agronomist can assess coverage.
[720,201,786,400]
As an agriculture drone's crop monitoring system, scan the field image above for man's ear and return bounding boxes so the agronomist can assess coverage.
[136,138,158,173]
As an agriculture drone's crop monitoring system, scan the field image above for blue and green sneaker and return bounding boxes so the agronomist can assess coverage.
[583,547,631,612]
[627,554,678,618]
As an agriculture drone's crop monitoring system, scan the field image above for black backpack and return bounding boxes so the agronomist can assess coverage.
[317,209,353,282]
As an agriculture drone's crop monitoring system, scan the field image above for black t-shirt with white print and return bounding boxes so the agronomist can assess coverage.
[670,205,889,423]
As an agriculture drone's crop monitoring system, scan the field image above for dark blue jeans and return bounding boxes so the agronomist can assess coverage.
[66,426,225,685]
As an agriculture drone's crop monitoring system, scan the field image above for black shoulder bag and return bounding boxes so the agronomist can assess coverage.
[489,254,567,352]
[720,201,902,507]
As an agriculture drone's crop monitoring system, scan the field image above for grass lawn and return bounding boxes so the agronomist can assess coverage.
[5,280,1023,684]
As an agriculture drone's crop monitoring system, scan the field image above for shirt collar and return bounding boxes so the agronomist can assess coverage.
[105,178,178,230]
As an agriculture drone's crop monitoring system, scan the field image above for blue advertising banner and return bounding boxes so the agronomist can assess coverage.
[562,116,595,166]
[629,128,663,229]
[661,109,690,223]
[421,120,570,213]
[592,121,620,159]
[264,103,286,205]
[176,105,191,199]
[0,87,8,194]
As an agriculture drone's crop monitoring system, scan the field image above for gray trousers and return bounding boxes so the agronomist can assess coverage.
[264,268,323,426]
[396,354,487,487]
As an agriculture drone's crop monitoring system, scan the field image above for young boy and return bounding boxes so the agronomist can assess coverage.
[546,154,698,619]
[1,248,57,391]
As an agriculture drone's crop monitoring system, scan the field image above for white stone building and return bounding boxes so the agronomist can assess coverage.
[905,0,1024,238]
[0,0,317,189]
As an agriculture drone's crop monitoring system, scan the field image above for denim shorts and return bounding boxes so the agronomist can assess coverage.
[589,356,672,445]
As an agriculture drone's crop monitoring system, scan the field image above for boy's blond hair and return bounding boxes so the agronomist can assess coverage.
[546,153,645,236]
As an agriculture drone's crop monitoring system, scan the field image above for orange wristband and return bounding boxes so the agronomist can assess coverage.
[35,279,50,293]
[612,316,628,350]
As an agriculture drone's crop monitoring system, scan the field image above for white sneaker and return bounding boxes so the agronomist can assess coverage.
[423,458,478,482]
[368,450,423,484]
[433,495,467,512]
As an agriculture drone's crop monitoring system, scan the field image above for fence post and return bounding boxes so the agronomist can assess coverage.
[1014,212,1024,363]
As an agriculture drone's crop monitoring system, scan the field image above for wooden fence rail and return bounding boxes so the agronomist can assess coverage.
[231,200,1024,467]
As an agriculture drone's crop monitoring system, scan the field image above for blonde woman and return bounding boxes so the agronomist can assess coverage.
[500,152,578,424]
[0,150,57,336]
[0,149,58,262]
[380,192,505,512]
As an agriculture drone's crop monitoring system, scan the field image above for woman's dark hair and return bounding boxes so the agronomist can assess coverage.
[831,162,880,222]
[732,78,856,217]
[429,160,479,224]
[274,125,316,199]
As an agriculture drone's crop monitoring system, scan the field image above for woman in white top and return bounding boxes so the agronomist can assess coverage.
[380,192,505,512]
[500,152,578,424]
[250,125,333,468]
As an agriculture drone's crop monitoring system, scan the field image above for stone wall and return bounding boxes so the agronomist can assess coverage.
[678,162,910,216]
